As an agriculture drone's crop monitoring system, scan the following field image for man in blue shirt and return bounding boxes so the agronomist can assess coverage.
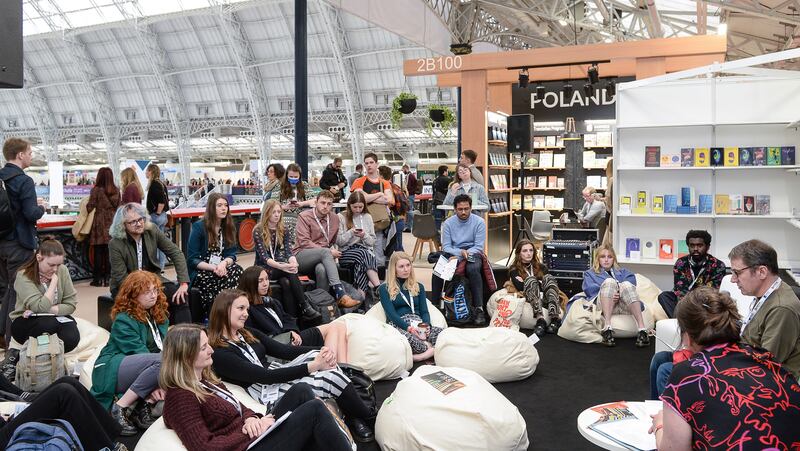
[432,194,487,325]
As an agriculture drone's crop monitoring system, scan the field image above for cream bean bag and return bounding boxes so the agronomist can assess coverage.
[376,365,529,451]
[655,319,681,354]
[488,289,551,329]
[333,313,413,381]
[636,274,667,322]
[434,327,538,383]
[365,300,447,329]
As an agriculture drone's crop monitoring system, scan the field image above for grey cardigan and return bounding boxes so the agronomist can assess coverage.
[336,212,376,250]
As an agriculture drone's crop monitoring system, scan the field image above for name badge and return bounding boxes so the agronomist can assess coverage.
[209,255,222,266]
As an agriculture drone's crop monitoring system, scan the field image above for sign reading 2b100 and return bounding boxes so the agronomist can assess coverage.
[416,56,463,73]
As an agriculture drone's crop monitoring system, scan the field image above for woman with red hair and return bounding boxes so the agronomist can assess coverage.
[87,167,120,286]
[91,271,169,436]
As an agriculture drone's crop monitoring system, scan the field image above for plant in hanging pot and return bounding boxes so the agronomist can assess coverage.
[427,104,455,136]
[390,92,418,129]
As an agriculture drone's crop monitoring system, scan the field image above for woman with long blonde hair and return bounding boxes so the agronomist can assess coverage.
[253,199,319,322]
[379,252,443,362]
[120,167,144,204]
[161,323,357,451]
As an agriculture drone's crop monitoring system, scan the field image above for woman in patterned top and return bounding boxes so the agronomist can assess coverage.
[650,286,800,449]
[266,163,315,242]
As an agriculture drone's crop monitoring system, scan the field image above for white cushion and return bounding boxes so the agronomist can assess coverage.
[655,319,681,354]
[375,365,529,451]
[78,341,106,390]
[720,274,751,317]
[365,300,447,329]
[434,327,538,383]
[334,313,412,380]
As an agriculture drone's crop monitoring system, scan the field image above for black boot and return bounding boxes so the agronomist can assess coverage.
[546,317,562,334]
[1,349,19,381]
[90,278,102,287]
[347,417,375,443]
[111,403,138,436]
[473,308,486,326]
[132,401,157,430]
[301,299,322,322]
[534,318,547,337]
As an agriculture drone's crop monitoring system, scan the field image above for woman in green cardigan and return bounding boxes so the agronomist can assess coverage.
[91,270,168,436]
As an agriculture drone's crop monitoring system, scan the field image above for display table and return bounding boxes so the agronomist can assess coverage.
[576,401,659,451]
[37,214,91,280]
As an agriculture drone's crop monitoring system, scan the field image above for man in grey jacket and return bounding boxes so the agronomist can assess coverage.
[577,186,606,228]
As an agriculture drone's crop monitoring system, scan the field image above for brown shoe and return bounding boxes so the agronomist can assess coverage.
[337,295,361,309]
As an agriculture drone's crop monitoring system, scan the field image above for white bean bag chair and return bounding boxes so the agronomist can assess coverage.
[487,289,551,329]
[136,383,264,451]
[434,327,539,383]
[655,319,681,354]
[365,301,447,329]
[636,274,667,322]
[376,365,529,451]
[333,313,412,381]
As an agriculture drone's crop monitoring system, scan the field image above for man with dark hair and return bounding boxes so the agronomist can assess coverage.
[431,194,487,325]
[730,239,800,380]
[320,157,347,202]
[657,229,726,318]
[459,149,484,186]
[0,138,47,345]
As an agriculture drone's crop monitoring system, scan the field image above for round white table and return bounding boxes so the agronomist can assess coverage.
[577,402,659,451]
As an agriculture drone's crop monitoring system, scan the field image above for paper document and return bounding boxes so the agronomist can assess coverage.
[247,411,292,450]
[588,402,656,451]
[432,255,457,281]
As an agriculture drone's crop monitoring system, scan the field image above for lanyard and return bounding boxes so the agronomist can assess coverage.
[202,381,243,417]
[146,316,163,351]
[741,278,782,335]
[227,334,263,367]
[262,304,283,328]
[314,214,330,242]
[136,239,143,270]
[686,261,706,291]
[398,289,414,315]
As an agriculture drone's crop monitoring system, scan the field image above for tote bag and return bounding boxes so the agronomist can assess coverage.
[557,298,603,344]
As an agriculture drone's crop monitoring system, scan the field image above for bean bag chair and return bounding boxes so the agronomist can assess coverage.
[635,274,667,322]
[488,289,563,329]
[375,365,529,451]
[434,327,538,383]
[654,319,680,354]
[488,295,525,330]
[365,301,447,329]
[333,313,412,381]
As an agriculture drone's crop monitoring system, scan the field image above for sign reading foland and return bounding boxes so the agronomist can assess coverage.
[511,77,634,122]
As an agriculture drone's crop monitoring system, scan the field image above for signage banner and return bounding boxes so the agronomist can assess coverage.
[511,77,634,123]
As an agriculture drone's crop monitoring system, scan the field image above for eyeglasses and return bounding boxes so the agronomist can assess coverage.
[142,288,159,296]
[125,217,145,226]
[730,265,754,278]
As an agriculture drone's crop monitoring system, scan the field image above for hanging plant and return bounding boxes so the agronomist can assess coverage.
[390,92,418,129]
[427,104,455,136]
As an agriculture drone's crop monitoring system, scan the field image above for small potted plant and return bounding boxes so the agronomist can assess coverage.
[391,92,418,129]
[427,104,455,135]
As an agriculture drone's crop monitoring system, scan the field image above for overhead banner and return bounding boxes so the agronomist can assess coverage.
[511,77,634,123]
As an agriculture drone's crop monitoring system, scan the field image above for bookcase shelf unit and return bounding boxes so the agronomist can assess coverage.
[614,53,800,289]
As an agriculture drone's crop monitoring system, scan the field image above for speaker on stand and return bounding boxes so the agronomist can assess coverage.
[506,114,534,264]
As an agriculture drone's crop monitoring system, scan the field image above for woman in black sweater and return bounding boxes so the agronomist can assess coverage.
[207,290,375,442]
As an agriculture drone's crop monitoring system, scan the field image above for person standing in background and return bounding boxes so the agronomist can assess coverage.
[320,157,347,202]
[146,164,170,269]
[87,167,120,287]
[459,149,484,186]
[262,163,284,202]
[347,163,363,198]
[432,165,451,230]
[401,164,417,232]
[120,168,144,205]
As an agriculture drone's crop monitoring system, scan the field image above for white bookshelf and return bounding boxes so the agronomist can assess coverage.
[614,74,800,289]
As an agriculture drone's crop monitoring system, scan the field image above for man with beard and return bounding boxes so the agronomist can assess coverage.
[657,230,726,318]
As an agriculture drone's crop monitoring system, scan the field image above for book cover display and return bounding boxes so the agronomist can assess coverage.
[626,238,641,260]
[664,195,678,214]
[659,239,674,260]
[681,148,694,166]
[643,145,794,167]
[620,196,632,214]
[420,371,466,395]
[715,195,730,214]
[698,194,713,214]
[677,240,689,258]
[739,147,753,166]
[756,195,771,215]
[651,195,664,213]
[767,147,781,165]
[694,148,710,167]
[645,146,661,167]
[642,240,657,259]
[633,191,649,214]
[752,147,766,165]
[782,146,796,165]
[743,195,755,214]
[710,147,724,166]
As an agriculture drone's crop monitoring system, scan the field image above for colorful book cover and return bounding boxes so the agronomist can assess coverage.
[715,194,730,214]
[752,147,766,166]
[767,147,782,166]
[699,194,713,214]
[681,148,694,167]
[664,195,678,214]
[729,194,743,214]
[633,191,649,214]
[626,238,641,259]
[538,176,548,187]
[710,147,724,166]
[659,239,674,260]
[642,240,657,259]
[652,195,664,213]
[677,240,689,258]
[724,147,739,166]
[620,196,632,214]
[756,195,771,215]
[547,176,557,187]
[782,146,796,165]
[681,186,696,207]
[590,402,636,422]
[694,148,710,167]
[743,196,755,214]
[739,147,753,166]
[661,151,681,167]
[645,146,661,167]
[420,371,466,395]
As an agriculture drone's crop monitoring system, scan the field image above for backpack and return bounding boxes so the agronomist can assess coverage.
[15,333,67,392]
[6,419,83,451]
[304,289,341,324]
[389,183,408,216]
[442,276,473,326]
[339,364,377,413]
[0,173,20,240]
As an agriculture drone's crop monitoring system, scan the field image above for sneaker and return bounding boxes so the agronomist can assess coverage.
[1,348,19,381]
[337,295,361,309]
[111,403,138,436]
[20,391,37,402]
[533,318,547,337]
[473,309,486,326]
[546,317,561,334]
[635,330,651,348]
[132,401,157,430]
[601,328,616,347]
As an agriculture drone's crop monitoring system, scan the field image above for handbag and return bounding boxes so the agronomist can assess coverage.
[71,197,95,241]
[367,203,391,231]
[557,298,603,344]
[339,364,377,414]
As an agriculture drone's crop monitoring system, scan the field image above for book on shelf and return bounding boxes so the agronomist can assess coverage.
[512,194,522,209]
[681,186,696,207]
[752,147,766,166]
[620,196,632,214]
[651,195,664,214]
[730,194,743,214]
[662,150,681,168]
[645,146,661,167]
[533,136,546,148]
[556,136,564,147]
[596,131,612,147]
[659,239,674,260]
[525,176,535,189]
[715,194,730,214]
[554,197,564,209]
[544,196,556,209]
[547,175,558,187]
[767,147,781,165]
[664,195,678,214]
[782,146,796,165]
[724,147,739,166]
[681,148,694,167]
[538,176,548,187]
[525,155,539,168]
[420,370,466,395]
[633,191,649,214]
[739,147,753,166]
[626,238,641,260]
[584,151,596,169]
[539,151,554,168]
[545,136,556,147]
[677,240,689,258]
[533,195,545,209]
[676,206,698,214]
[694,148,710,167]
[584,133,597,147]
[553,153,566,168]
[710,147,724,166]
[587,175,602,189]
[699,194,713,214]
[642,240,657,259]
[756,195,770,215]
[743,195,755,214]
[557,177,565,188]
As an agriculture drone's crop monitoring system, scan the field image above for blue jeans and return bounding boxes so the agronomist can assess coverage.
[649,351,674,400]
[406,195,415,231]
[433,205,444,231]
[150,212,168,269]
[395,218,405,251]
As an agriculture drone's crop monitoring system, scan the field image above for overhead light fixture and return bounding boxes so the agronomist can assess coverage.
[606,79,616,98]
[518,69,530,89]
[562,82,574,99]
[535,84,546,99]
[562,117,581,141]
[587,63,600,84]
[558,19,568,26]
[583,83,593,97]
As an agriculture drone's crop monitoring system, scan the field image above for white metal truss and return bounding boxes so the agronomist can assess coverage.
[21,64,59,162]
[317,1,365,164]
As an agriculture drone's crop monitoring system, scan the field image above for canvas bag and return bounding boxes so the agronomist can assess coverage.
[442,276,473,326]
[557,299,603,344]
[6,419,83,451]
[489,295,525,331]
[16,333,67,392]
[367,203,391,231]
[304,289,341,324]
[71,196,95,241]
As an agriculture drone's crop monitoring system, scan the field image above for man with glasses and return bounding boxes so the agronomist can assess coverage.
[731,239,800,381]
[657,229,726,318]
[320,157,347,202]
[108,202,193,324]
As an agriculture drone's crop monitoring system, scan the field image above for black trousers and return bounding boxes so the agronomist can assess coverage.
[0,376,120,450]
[252,383,353,451]
[10,316,81,352]
[658,291,679,318]
[161,282,196,324]
[93,244,110,281]
[0,240,34,342]
[430,252,485,310]
[271,269,305,320]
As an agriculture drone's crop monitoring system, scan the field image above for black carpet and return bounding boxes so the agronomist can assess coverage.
[120,332,654,450]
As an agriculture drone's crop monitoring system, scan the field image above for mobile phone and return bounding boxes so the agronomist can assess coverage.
[355,228,363,232]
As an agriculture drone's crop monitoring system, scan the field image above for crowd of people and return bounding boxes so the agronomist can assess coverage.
[1,136,799,450]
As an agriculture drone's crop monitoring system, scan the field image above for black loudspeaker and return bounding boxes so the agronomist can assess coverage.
[0,0,24,89]
[507,114,533,153]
